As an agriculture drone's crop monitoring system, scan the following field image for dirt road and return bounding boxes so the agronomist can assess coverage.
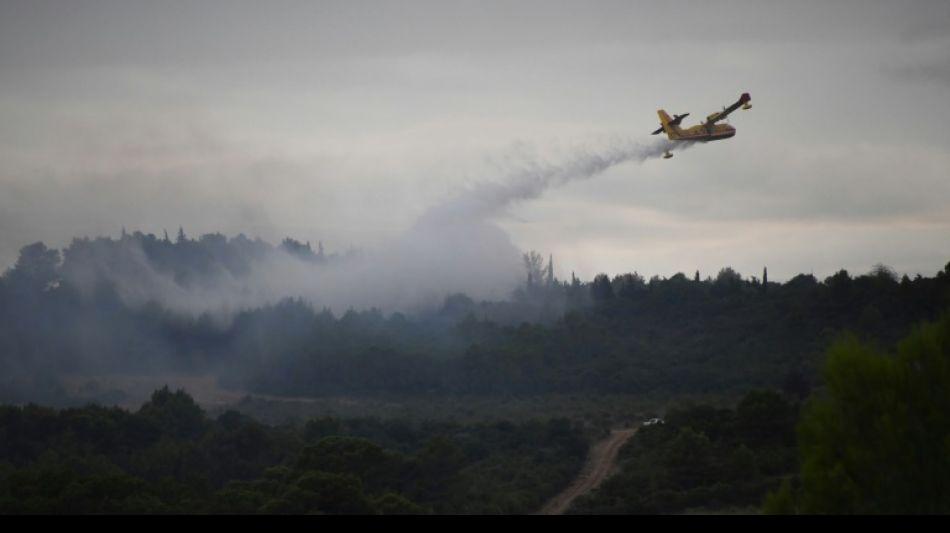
[536,427,637,515]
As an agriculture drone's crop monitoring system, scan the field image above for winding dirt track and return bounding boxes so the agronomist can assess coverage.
[536,427,638,515]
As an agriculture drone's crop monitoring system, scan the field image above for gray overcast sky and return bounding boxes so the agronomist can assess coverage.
[1,0,949,282]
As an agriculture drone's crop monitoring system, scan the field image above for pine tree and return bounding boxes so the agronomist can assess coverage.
[177,227,187,244]
[763,266,768,292]
[523,251,544,289]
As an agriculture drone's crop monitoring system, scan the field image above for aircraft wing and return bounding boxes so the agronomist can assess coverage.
[702,92,751,129]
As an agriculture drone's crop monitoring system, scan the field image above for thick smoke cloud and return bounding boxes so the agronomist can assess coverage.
[64,137,688,316]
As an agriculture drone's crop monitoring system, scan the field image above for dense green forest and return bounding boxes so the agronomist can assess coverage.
[570,313,950,515]
[2,232,948,404]
[764,312,950,514]
[1,232,949,514]
[0,387,586,514]
[570,390,799,514]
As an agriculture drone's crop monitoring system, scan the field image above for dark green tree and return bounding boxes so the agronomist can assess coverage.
[137,387,207,440]
[10,242,61,290]
[590,273,614,303]
[769,313,950,514]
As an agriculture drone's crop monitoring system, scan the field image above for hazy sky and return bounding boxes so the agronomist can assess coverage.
[2,0,949,283]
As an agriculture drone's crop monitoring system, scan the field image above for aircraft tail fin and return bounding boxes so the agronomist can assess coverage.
[657,110,682,140]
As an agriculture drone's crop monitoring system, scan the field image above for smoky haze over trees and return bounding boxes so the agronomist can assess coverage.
[2,226,948,406]
[0,137,685,318]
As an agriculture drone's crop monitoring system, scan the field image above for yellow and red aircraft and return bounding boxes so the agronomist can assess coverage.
[652,93,751,159]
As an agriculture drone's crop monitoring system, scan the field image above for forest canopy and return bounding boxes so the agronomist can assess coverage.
[1,233,949,404]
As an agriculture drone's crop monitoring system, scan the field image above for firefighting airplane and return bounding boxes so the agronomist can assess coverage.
[652,92,751,159]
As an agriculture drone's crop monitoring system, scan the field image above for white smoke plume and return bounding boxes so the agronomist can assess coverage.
[421,137,687,224]
[66,137,691,316]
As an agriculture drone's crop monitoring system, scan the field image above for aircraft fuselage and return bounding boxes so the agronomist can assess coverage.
[673,123,735,142]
